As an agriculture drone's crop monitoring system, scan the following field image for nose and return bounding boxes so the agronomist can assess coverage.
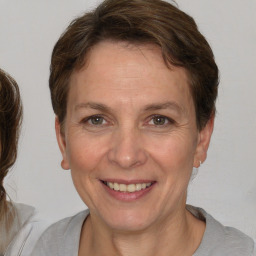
[107,127,147,169]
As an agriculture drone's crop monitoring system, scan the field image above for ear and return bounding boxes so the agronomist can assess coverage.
[193,115,214,168]
[55,117,70,170]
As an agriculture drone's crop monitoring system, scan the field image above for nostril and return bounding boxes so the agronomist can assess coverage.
[107,133,147,169]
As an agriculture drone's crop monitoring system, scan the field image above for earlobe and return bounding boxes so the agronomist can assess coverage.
[193,116,214,168]
[55,117,70,170]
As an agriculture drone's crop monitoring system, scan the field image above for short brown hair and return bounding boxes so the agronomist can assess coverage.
[0,68,22,251]
[50,0,219,131]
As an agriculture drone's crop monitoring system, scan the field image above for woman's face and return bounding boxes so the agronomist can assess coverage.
[56,41,213,231]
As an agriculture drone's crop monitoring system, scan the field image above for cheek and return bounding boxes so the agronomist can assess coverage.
[66,135,106,204]
[148,133,196,171]
[66,135,105,174]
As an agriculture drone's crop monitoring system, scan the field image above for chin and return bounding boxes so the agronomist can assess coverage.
[97,206,159,232]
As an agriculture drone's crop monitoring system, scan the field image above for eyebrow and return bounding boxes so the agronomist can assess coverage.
[75,102,111,112]
[75,101,183,114]
[143,102,183,113]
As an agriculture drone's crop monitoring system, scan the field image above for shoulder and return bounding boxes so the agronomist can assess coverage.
[31,209,89,256]
[188,205,255,256]
[4,203,48,256]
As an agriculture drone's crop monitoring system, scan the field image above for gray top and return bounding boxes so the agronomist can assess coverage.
[32,205,256,256]
[4,203,47,256]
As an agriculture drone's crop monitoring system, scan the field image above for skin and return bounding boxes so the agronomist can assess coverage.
[56,41,214,256]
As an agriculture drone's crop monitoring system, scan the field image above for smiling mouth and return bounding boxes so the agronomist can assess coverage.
[101,181,154,193]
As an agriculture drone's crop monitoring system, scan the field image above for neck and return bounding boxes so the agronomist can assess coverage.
[79,206,205,256]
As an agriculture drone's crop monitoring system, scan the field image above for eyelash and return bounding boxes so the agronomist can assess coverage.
[147,115,175,127]
[81,115,108,126]
[80,114,175,128]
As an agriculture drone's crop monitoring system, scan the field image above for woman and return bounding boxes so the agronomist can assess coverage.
[0,68,44,256]
[33,0,255,255]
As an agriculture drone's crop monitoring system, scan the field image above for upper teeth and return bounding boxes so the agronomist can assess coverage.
[106,182,152,192]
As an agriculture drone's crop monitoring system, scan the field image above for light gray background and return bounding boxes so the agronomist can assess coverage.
[0,0,255,238]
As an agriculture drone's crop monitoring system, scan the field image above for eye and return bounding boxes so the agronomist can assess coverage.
[148,115,173,126]
[83,115,107,126]
[90,116,104,125]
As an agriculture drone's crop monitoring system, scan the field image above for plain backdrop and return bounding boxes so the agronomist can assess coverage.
[0,0,255,238]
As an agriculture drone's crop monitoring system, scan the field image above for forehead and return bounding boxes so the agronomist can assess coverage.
[68,41,193,112]
[80,41,183,81]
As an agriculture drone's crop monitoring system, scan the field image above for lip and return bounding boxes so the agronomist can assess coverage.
[100,179,156,201]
